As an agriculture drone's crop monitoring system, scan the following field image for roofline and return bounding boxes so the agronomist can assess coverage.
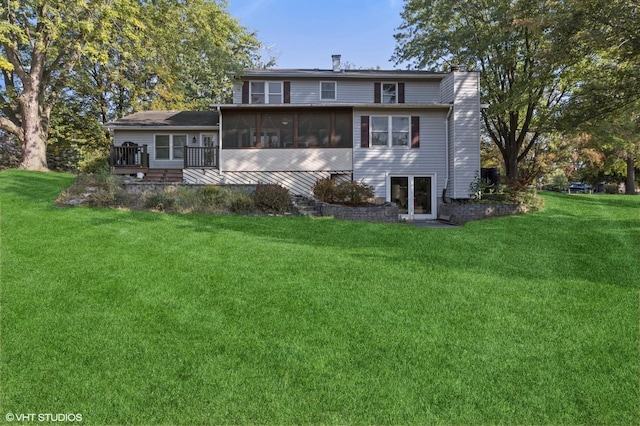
[105,125,219,131]
[214,103,453,110]
[237,69,452,80]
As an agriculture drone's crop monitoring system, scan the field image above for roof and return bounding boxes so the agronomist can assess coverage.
[239,69,450,80]
[106,111,219,129]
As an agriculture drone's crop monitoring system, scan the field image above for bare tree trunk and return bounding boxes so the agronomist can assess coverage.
[625,153,636,194]
[18,91,50,171]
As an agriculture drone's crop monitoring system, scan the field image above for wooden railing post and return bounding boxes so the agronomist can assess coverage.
[141,145,148,168]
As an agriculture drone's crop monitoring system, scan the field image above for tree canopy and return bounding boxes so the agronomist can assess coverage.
[0,0,259,170]
[393,0,579,183]
[393,0,638,188]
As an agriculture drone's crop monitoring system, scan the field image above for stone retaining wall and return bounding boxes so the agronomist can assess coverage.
[318,202,399,223]
[439,201,527,225]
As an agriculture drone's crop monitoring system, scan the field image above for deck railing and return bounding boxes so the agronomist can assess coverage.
[110,144,149,168]
[184,146,219,168]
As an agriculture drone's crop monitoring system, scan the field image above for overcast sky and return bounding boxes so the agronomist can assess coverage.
[225,0,407,70]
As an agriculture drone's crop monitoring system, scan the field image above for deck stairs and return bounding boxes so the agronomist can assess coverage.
[143,169,183,183]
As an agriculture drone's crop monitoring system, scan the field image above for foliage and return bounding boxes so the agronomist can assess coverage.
[312,178,337,203]
[252,183,291,213]
[543,169,569,191]
[312,178,375,206]
[469,172,490,199]
[0,0,260,170]
[0,132,20,170]
[144,192,176,211]
[393,0,579,183]
[229,191,255,214]
[2,170,639,425]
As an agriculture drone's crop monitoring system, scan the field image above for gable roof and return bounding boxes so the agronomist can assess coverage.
[106,111,219,130]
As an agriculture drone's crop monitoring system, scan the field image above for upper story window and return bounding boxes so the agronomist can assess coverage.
[374,82,405,104]
[250,81,283,104]
[371,116,410,147]
[360,114,419,148]
[382,83,397,104]
[320,81,337,101]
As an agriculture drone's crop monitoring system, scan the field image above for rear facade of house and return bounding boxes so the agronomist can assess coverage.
[108,55,481,220]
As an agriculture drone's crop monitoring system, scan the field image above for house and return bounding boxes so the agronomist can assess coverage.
[107,55,481,220]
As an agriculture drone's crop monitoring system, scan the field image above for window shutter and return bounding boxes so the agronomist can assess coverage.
[242,81,249,104]
[374,83,381,103]
[398,82,405,104]
[411,116,420,148]
[361,116,370,148]
[284,81,291,104]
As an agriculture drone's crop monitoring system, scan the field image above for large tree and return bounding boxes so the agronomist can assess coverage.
[393,0,579,183]
[0,0,130,170]
[558,0,639,193]
[1,0,259,171]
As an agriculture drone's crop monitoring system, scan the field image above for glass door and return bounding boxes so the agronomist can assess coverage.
[390,176,435,220]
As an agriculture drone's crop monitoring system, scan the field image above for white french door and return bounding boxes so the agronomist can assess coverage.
[389,175,436,220]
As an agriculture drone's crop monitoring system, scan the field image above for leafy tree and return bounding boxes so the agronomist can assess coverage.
[1,0,259,171]
[393,0,579,183]
[557,0,639,193]
[0,0,134,170]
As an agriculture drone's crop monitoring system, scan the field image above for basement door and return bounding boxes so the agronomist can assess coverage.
[389,176,436,220]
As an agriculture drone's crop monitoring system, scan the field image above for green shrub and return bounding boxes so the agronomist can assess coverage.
[604,184,619,194]
[252,184,291,213]
[312,178,337,203]
[90,187,117,207]
[229,192,254,214]
[198,185,229,205]
[334,180,375,206]
[144,192,176,211]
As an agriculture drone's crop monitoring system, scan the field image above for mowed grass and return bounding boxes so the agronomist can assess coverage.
[0,170,638,425]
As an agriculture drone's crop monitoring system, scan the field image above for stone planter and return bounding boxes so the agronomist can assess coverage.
[438,201,527,225]
[318,202,399,223]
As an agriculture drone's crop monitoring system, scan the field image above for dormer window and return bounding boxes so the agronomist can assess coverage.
[250,81,283,104]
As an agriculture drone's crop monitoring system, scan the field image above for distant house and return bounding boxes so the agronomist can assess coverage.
[107,55,481,220]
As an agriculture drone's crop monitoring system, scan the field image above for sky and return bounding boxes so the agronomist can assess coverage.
[225,0,408,70]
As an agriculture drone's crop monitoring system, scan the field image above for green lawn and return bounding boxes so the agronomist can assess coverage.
[1,169,638,425]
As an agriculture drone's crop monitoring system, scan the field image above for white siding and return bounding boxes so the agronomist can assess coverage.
[449,72,481,199]
[405,81,441,104]
[183,169,348,196]
[353,108,448,200]
[233,79,445,105]
[222,148,352,172]
[113,129,216,169]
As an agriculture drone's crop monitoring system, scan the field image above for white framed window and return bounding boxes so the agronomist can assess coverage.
[382,82,397,104]
[320,81,337,101]
[250,81,283,104]
[155,134,187,160]
[370,116,410,147]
